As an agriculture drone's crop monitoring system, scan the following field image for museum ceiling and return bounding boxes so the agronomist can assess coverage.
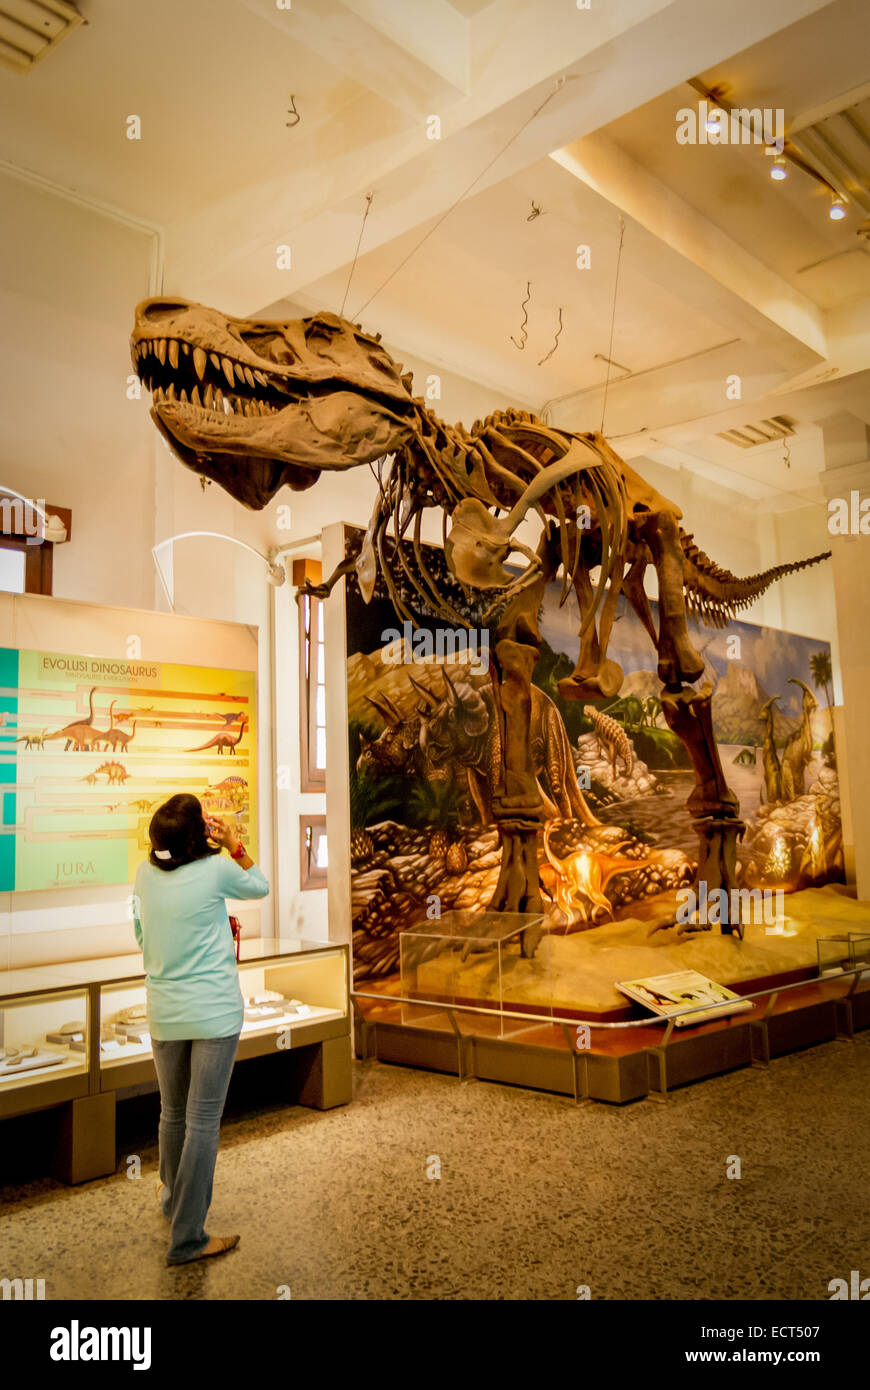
[1,0,867,507]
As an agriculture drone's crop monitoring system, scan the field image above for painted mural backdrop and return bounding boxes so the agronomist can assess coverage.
[346,548,841,984]
[0,648,257,891]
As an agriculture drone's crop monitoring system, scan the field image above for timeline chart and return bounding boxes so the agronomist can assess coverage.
[0,648,257,892]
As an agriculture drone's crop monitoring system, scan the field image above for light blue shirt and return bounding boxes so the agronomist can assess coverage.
[132,854,270,1040]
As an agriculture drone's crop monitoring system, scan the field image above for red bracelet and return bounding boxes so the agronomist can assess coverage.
[231,842,246,861]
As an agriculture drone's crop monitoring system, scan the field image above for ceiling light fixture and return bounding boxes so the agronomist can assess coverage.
[705,108,725,132]
[769,157,788,181]
[829,195,847,221]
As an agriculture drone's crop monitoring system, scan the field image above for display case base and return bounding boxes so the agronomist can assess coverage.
[50,1091,116,1185]
[354,977,870,1103]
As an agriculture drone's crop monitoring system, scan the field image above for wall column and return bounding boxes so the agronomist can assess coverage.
[821,412,870,900]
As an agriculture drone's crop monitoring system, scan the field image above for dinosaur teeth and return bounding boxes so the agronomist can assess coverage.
[193,347,207,380]
[215,387,224,411]
[253,369,269,388]
[180,388,189,404]
[156,338,167,365]
[153,385,164,403]
[166,382,177,401]
[222,357,235,388]
[243,366,256,389]
[191,384,202,408]
[181,341,190,356]
[209,352,221,372]
[168,339,179,368]
[204,383,215,409]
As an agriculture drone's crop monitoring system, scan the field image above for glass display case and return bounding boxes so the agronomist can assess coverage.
[0,939,351,1176]
[0,980,91,1115]
[817,932,870,977]
[399,910,554,1038]
[97,940,349,1082]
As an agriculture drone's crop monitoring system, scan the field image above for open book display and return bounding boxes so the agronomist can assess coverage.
[616,970,755,1028]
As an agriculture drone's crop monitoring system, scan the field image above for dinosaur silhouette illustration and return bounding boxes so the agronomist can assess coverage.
[99,700,137,753]
[95,761,130,785]
[44,688,99,751]
[187,714,248,755]
[15,728,48,750]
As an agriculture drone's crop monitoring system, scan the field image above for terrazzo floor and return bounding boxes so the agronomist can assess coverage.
[2,1040,869,1301]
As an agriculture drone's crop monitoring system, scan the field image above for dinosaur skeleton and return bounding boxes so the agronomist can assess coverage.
[131,297,831,938]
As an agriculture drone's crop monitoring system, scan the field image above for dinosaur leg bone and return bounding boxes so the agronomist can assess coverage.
[639,511,705,688]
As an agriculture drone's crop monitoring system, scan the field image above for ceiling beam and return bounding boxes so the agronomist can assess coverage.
[551,131,828,360]
[167,0,834,313]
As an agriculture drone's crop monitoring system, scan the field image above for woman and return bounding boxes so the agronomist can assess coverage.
[132,793,269,1265]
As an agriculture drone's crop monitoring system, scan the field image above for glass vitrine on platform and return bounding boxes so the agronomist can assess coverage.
[817,932,870,977]
[399,910,552,1038]
[0,981,91,1115]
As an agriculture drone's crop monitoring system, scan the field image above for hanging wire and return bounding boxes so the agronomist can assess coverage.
[352,75,578,319]
[510,282,531,350]
[340,192,375,318]
[538,306,564,365]
[600,216,626,436]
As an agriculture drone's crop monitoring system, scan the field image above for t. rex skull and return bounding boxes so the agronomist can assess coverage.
[131,298,417,507]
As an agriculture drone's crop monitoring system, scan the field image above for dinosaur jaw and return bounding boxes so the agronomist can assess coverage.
[132,296,416,507]
[149,390,414,506]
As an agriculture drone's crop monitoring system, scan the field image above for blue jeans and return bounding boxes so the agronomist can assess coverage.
[152,1034,240,1264]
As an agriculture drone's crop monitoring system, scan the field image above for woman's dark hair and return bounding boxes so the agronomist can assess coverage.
[148,794,219,871]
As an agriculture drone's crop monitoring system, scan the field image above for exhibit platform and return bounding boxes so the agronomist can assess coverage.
[352,885,870,1102]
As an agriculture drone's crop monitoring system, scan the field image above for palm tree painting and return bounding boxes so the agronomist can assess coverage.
[810,651,834,733]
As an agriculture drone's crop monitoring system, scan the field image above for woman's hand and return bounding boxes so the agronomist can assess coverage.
[206,816,240,856]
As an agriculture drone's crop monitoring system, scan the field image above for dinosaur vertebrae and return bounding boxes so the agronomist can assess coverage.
[583,704,633,777]
[679,530,831,628]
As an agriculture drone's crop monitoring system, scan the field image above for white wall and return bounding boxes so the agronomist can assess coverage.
[0,179,523,963]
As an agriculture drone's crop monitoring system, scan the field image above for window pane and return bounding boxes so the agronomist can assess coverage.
[315,727,326,769]
[315,832,328,869]
[316,600,324,640]
[316,642,325,684]
[0,548,25,594]
[315,685,326,727]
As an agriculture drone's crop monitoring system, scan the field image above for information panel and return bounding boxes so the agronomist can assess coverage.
[0,648,257,891]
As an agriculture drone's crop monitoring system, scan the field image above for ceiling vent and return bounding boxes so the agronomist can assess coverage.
[716,415,797,448]
[0,1,84,73]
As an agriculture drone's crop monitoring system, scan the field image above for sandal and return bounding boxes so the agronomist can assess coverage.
[184,1235,240,1263]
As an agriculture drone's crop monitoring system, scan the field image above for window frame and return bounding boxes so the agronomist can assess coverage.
[0,496,71,596]
[294,558,326,791]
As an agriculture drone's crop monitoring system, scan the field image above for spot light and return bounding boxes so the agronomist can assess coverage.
[705,108,725,132]
[769,157,787,181]
[829,196,847,221]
